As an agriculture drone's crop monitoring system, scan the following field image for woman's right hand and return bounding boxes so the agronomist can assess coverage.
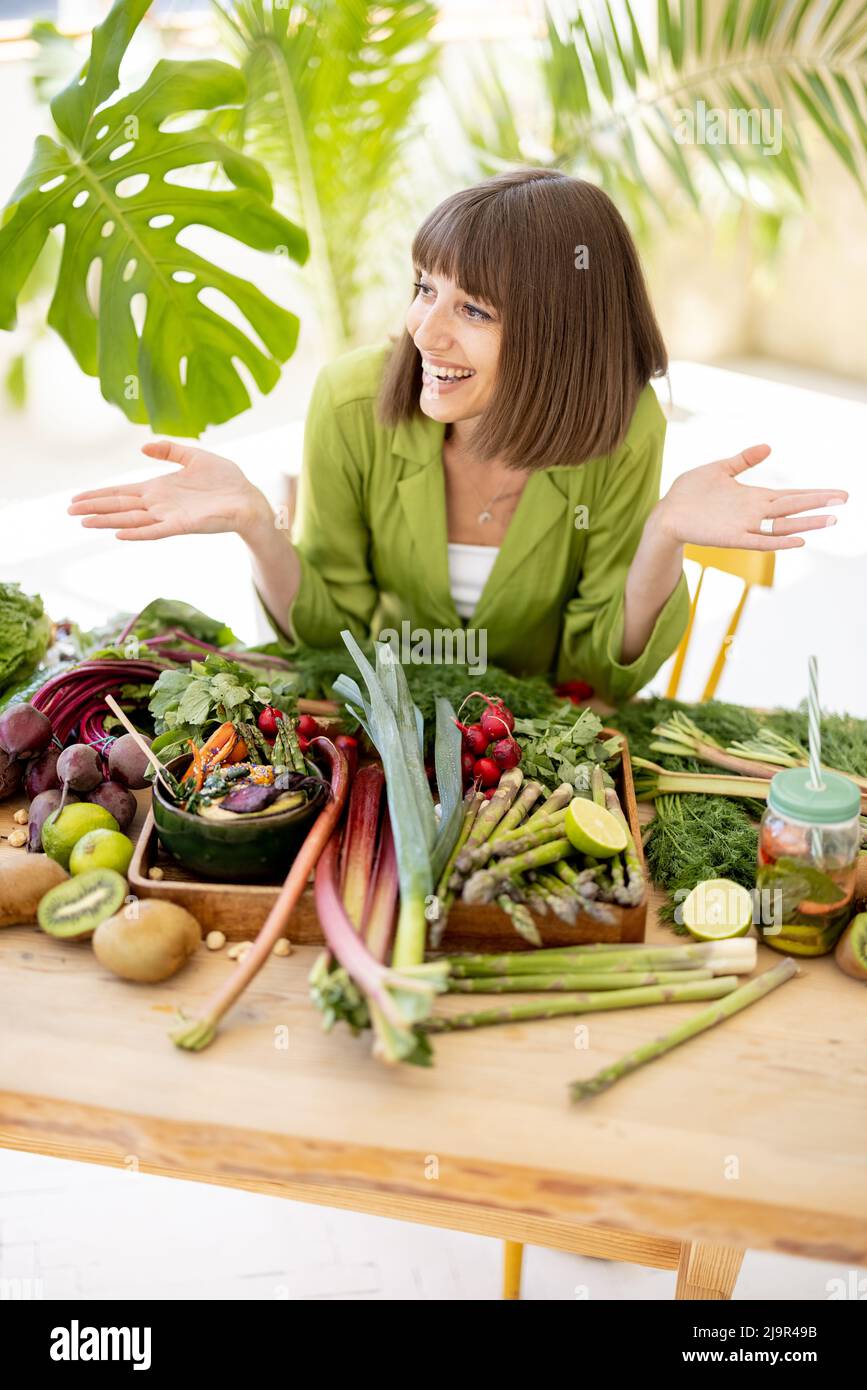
[68,440,271,542]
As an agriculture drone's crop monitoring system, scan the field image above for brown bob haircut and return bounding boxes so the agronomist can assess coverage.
[378,167,667,471]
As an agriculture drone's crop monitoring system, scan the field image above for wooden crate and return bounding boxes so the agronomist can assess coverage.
[127,727,647,949]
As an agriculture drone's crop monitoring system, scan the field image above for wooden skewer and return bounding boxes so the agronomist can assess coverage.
[104,694,176,798]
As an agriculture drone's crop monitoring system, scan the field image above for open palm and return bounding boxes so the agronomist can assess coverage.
[68,441,263,541]
[660,445,848,550]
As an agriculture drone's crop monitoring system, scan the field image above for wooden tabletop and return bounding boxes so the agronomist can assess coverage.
[2,787,866,1264]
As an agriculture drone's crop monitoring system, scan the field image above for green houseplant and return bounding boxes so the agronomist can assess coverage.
[458,0,867,239]
[0,0,307,435]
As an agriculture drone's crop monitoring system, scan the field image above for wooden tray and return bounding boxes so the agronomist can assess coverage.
[128,727,647,950]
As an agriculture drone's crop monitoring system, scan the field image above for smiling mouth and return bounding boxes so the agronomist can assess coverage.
[420,357,476,390]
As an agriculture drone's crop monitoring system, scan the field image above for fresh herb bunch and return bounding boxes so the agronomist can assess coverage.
[512,704,619,793]
[609,695,867,777]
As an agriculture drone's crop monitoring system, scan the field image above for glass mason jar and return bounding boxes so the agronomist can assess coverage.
[756,766,861,956]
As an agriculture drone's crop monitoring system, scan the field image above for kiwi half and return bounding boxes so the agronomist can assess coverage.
[835,913,867,982]
[37,868,128,940]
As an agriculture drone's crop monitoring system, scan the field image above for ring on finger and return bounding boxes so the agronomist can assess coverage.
[759,516,775,535]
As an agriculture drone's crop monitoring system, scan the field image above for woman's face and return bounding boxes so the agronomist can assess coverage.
[406,269,501,424]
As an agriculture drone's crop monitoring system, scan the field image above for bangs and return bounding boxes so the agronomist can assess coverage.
[411,193,509,311]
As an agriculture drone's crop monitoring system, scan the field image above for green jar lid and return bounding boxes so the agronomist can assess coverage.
[767,765,860,824]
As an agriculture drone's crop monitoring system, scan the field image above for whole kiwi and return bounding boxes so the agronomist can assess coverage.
[93,899,201,982]
[834,913,867,982]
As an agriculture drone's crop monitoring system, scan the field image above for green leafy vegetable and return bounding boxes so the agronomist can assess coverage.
[513,704,618,791]
[0,0,307,435]
[0,582,52,696]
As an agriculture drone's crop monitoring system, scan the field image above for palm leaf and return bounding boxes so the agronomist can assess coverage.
[455,0,867,231]
[213,0,439,351]
[0,0,307,436]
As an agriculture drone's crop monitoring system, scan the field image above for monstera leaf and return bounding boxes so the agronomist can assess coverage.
[0,0,308,435]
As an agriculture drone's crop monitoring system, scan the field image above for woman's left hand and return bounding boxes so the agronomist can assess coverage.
[654,443,848,550]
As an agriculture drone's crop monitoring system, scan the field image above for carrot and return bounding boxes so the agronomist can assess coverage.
[172,736,351,1051]
[225,738,249,766]
[181,738,204,791]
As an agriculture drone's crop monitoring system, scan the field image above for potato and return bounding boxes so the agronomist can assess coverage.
[92,899,201,982]
[0,847,69,927]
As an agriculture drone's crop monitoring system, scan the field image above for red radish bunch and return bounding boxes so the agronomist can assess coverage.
[454,691,521,792]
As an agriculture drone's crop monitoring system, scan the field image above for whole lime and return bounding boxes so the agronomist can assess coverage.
[41,802,119,870]
[69,827,134,878]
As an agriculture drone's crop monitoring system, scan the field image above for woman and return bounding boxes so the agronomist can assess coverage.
[70,169,847,703]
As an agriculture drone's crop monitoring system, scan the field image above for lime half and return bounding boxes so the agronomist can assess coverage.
[682,878,754,942]
[564,797,627,858]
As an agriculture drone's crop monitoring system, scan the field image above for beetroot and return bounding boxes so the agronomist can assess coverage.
[108,732,152,789]
[27,788,78,852]
[0,703,53,760]
[57,742,102,792]
[24,745,61,799]
[0,748,22,801]
[87,780,136,831]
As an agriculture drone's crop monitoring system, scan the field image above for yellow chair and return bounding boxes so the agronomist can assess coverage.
[500,545,774,1299]
[665,545,776,702]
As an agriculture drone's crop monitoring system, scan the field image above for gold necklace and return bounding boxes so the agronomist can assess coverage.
[472,480,525,525]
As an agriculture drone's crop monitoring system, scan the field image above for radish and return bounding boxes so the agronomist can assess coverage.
[458,691,515,740]
[257,706,281,737]
[491,736,521,770]
[473,756,501,788]
[454,720,489,757]
[298,714,323,739]
[460,750,477,784]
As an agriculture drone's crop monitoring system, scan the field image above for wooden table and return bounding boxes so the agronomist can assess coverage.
[2,789,866,1300]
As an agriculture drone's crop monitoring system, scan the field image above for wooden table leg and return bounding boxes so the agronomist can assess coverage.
[502,1240,524,1300]
[675,1240,745,1299]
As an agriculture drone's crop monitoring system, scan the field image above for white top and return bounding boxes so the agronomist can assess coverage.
[446,542,499,620]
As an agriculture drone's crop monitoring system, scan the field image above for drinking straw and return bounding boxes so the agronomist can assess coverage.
[806,656,824,860]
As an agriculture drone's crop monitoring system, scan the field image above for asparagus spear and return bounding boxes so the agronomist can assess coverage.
[604,786,645,906]
[571,958,798,1100]
[458,781,546,872]
[493,780,545,837]
[445,939,758,976]
[448,967,715,992]
[462,837,575,903]
[527,872,577,924]
[430,788,484,948]
[491,815,567,856]
[495,892,542,946]
[524,783,574,824]
[423,976,739,1033]
[453,768,523,874]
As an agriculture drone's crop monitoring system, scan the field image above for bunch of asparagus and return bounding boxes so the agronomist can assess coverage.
[433,763,645,946]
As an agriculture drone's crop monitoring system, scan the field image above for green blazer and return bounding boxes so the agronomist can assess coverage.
[272,343,690,703]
